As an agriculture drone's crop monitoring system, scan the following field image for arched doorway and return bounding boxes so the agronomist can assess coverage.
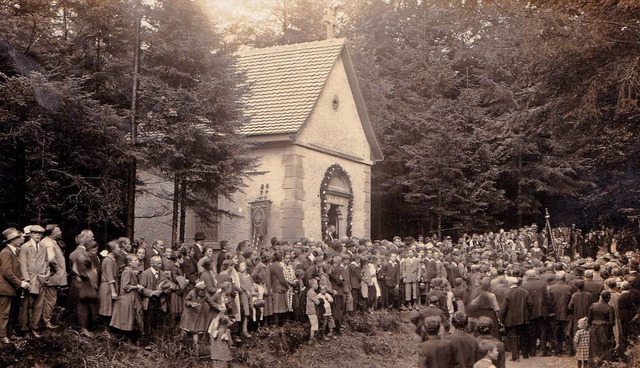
[320,164,353,242]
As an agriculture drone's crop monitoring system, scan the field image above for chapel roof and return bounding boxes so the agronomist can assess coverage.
[235,38,346,136]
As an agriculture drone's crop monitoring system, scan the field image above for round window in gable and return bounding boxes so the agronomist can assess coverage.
[332,95,339,110]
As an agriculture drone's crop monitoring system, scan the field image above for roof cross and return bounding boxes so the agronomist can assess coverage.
[322,7,336,40]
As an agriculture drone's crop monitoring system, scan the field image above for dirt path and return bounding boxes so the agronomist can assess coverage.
[506,355,575,368]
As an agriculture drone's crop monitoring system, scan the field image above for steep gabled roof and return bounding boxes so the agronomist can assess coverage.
[236,38,345,136]
[235,38,383,162]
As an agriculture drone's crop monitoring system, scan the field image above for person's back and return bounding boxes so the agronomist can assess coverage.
[568,286,591,325]
[584,271,604,303]
[549,279,573,321]
[521,277,549,319]
[447,312,477,368]
[418,337,457,368]
[417,317,457,368]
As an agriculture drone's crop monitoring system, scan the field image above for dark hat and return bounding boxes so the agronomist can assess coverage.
[194,232,206,241]
[2,228,22,242]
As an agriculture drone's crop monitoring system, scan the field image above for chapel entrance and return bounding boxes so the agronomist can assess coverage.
[320,164,353,242]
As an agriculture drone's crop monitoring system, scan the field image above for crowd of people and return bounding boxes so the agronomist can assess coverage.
[0,222,639,367]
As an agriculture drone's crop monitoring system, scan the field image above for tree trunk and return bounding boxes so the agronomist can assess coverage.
[171,173,179,246]
[126,0,142,241]
[437,191,442,241]
[516,153,523,228]
[179,178,187,243]
[15,142,27,224]
[126,161,136,240]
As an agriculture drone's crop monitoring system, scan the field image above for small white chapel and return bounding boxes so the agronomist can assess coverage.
[135,36,383,248]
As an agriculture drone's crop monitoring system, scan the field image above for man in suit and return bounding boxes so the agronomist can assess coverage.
[304,257,322,285]
[0,228,30,344]
[347,255,362,312]
[144,240,164,270]
[380,251,400,310]
[548,272,574,355]
[139,256,167,335]
[328,255,346,332]
[401,249,421,310]
[618,281,640,356]
[522,269,551,356]
[18,225,50,337]
[584,270,604,303]
[500,276,533,361]
[192,232,205,261]
[40,224,66,329]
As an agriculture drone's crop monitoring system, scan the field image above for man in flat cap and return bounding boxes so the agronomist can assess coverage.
[0,228,30,344]
[18,225,50,337]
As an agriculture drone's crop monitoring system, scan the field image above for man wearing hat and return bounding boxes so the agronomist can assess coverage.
[193,232,205,261]
[0,228,30,344]
[18,225,50,337]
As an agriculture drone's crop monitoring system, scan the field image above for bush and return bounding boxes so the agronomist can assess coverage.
[235,322,309,367]
[347,314,376,335]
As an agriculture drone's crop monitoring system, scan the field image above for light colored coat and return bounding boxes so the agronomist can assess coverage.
[19,239,50,294]
[401,257,421,283]
[41,236,67,286]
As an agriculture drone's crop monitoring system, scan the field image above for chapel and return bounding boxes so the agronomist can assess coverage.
[135,38,383,248]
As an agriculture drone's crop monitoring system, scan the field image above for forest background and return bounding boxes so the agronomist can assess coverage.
[0,0,638,244]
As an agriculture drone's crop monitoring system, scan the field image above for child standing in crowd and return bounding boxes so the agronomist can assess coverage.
[251,275,266,326]
[292,268,306,322]
[179,281,211,354]
[209,315,233,368]
[318,285,336,340]
[306,279,321,344]
[574,317,590,368]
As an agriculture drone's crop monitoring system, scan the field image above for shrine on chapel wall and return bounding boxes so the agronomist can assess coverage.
[134,38,383,248]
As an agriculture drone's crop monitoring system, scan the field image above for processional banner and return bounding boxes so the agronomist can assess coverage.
[250,200,271,248]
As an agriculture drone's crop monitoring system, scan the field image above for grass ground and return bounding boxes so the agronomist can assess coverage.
[0,311,636,368]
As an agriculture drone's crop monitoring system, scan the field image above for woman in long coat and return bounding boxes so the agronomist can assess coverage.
[110,256,144,334]
[588,290,616,365]
[269,251,291,325]
[468,278,500,338]
[98,241,119,319]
